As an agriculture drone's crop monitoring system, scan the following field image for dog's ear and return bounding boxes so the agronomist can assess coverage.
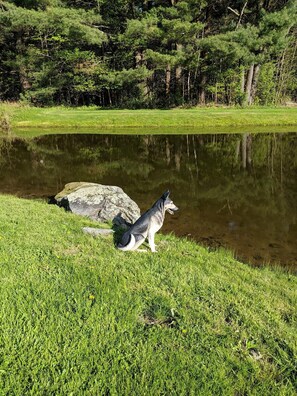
[162,190,170,200]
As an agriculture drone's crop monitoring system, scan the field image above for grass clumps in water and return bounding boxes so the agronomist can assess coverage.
[0,195,296,395]
[0,110,11,134]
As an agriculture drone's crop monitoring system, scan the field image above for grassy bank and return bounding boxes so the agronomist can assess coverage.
[1,103,297,134]
[0,195,296,395]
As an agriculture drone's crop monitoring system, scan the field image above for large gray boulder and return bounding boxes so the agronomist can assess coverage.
[54,182,140,224]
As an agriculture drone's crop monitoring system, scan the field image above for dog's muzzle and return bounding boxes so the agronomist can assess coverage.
[167,206,179,215]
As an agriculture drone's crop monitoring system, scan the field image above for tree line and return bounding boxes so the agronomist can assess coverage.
[0,0,296,108]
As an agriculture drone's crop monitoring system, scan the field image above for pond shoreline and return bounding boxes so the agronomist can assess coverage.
[8,125,297,139]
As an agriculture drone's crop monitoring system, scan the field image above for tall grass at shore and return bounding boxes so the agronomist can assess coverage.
[0,108,11,134]
[0,195,296,395]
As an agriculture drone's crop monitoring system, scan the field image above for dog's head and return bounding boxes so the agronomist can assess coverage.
[162,191,179,215]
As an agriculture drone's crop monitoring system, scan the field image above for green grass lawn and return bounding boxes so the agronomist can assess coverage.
[1,103,297,135]
[0,195,296,395]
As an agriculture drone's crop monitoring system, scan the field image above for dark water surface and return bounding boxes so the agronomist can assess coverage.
[1,133,296,270]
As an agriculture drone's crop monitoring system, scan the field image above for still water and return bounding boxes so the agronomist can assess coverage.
[1,133,296,270]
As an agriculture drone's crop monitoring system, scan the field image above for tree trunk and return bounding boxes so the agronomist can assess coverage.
[107,89,112,106]
[199,74,207,105]
[241,68,245,94]
[236,1,248,29]
[250,64,261,104]
[135,51,142,67]
[214,83,218,104]
[166,63,171,97]
[175,44,183,80]
[187,71,191,101]
[136,51,149,99]
[245,64,254,105]
[175,43,183,102]
[245,64,261,105]
[16,37,31,93]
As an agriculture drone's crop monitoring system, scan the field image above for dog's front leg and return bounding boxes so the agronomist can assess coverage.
[148,231,157,252]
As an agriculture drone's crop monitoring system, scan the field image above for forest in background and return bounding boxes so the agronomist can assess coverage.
[0,0,296,108]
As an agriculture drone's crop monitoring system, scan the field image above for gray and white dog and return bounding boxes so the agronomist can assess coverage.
[117,191,178,252]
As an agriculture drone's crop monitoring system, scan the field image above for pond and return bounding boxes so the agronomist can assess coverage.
[1,132,296,271]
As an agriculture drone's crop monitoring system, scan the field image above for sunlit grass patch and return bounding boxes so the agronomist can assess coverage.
[0,194,296,395]
[1,103,297,135]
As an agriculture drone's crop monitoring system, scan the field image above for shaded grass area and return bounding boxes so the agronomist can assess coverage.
[1,104,297,135]
[0,195,296,395]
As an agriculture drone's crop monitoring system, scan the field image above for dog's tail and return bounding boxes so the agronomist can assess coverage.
[117,234,136,251]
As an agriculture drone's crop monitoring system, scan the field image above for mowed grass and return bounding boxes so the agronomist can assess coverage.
[1,103,297,135]
[0,195,296,395]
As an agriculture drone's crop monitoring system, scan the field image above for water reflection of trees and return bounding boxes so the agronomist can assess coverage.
[0,133,296,220]
[1,132,296,267]
[1,133,296,194]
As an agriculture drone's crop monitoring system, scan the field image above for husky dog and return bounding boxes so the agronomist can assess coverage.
[117,191,178,252]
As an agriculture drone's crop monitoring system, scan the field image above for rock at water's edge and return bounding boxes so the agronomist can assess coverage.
[54,182,140,224]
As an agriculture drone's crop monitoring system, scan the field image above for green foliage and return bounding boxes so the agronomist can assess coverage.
[122,16,162,49]
[206,68,244,105]
[0,1,106,105]
[0,0,296,107]
[256,62,277,105]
